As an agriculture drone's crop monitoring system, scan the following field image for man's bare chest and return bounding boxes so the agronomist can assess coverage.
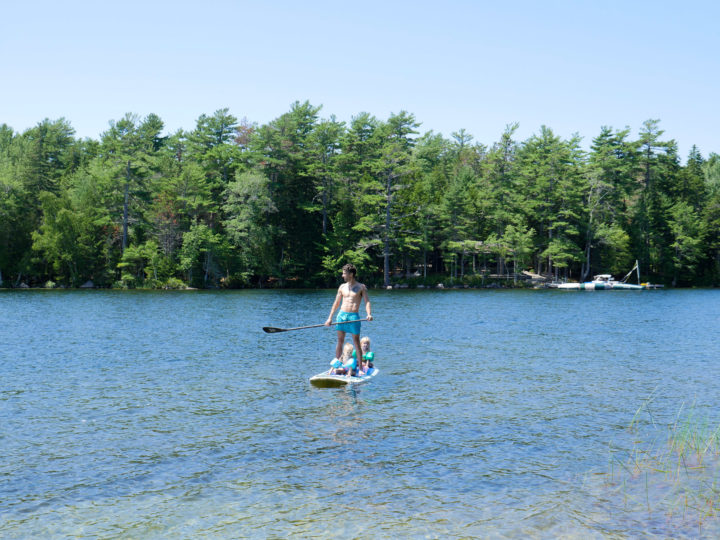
[341,283,362,298]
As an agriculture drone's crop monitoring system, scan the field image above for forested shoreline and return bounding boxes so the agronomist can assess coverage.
[1,102,719,289]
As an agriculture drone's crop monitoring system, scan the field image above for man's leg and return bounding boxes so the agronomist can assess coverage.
[335,330,346,359]
[351,333,362,374]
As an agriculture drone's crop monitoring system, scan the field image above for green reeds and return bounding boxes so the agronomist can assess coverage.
[603,398,720,531]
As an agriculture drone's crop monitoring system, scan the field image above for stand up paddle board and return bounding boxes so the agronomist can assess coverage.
[309,367,379,388]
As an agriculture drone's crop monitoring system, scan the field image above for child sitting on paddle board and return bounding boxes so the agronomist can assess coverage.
[354,336,375,374]
[329,342,357,376]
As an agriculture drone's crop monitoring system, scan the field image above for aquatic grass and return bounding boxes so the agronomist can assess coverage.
[598,399,720,533]
[627,385,659,430]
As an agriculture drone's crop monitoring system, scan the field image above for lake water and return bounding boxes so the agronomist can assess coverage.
[1,288,720,538]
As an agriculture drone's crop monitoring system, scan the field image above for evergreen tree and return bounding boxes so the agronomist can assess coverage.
[667,200,704,286]
[701,153,720,283]
[678,145,707,209]
[322,112,381,279]
[362,111,420,287]
[250,101,322,283]
[516,126,585,279]
[188,108,241,195]
[439,166,476,279]
[631,119,679,280]
[583,127,637,278]
[99,113,161,254]
[482,124,519,275]
[409,131,452,278]
[223,170,278,284]
[0,125,32,285]
[2,108,719,288]
[307,116,345,236]
[16,118,76,195]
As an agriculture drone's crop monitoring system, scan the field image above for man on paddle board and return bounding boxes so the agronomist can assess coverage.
[325,264,373,371]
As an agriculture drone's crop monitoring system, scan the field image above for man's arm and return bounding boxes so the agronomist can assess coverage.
[362,285,373,320]
[325,288,342,325]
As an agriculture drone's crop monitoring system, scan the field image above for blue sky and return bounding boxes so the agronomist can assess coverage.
[2,1,718,160]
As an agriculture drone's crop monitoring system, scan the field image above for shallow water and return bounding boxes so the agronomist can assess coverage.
[1,288,720,538]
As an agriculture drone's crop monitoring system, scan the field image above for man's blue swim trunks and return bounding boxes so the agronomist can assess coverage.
[335,311,361,335]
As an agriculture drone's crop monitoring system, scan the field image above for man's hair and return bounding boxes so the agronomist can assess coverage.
[342,263,357,276]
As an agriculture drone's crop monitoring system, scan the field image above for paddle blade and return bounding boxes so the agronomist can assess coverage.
[262,326,285,333]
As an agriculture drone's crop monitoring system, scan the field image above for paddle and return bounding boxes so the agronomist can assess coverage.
[263,318,370,334]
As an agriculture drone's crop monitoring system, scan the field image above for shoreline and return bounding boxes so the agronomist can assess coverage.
[0,283,696,291]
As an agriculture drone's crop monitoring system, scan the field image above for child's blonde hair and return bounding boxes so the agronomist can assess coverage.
[360,336,371,346]
[341,342,354,359]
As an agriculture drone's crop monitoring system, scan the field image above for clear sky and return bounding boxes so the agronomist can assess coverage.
[2,0,718,160]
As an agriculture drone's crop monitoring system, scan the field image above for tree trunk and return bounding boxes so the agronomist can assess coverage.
[383,174,391,288]
[547,227,553,277]
[581,213,592,281]
[69,261,78,287]
[279,247,285,287]
[582,194,598,281]
[321,151,329,235]
[122,161,130,252]
[582,242,591,282]
[321,176,328,235]
[204,250,211,285]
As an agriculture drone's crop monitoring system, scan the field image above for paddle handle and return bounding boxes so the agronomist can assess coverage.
[263,318,370,333]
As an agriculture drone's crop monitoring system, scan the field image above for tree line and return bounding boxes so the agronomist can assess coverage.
[1,102,719,289]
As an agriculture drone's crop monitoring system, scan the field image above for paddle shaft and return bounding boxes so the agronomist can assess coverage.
[263,318,370,333]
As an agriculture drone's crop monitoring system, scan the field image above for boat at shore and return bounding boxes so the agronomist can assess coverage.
[553,261,659,290]
[555,275,643,290]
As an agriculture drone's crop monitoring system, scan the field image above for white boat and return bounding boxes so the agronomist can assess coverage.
[309,367,379,387]
[555,261,644,290]
[556,275,643,290]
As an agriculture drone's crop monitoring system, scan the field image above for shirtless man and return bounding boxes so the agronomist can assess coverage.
[325,264,373,371]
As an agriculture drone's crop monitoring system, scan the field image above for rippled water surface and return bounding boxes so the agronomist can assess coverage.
[2,288,720,538]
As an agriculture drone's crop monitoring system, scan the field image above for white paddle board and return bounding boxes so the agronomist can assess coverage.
[309,367,379,387]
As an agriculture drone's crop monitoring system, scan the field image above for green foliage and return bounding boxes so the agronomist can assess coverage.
[593,223,633,275]
[32,192,95,286]
[179,222,224,287]
[0,109,716,288]
[162,277,188,289]
[504,223,535,280]
[515,126,586,278]
[116,240,170,288]
[667,201,705,285]
[223,170,278,279]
